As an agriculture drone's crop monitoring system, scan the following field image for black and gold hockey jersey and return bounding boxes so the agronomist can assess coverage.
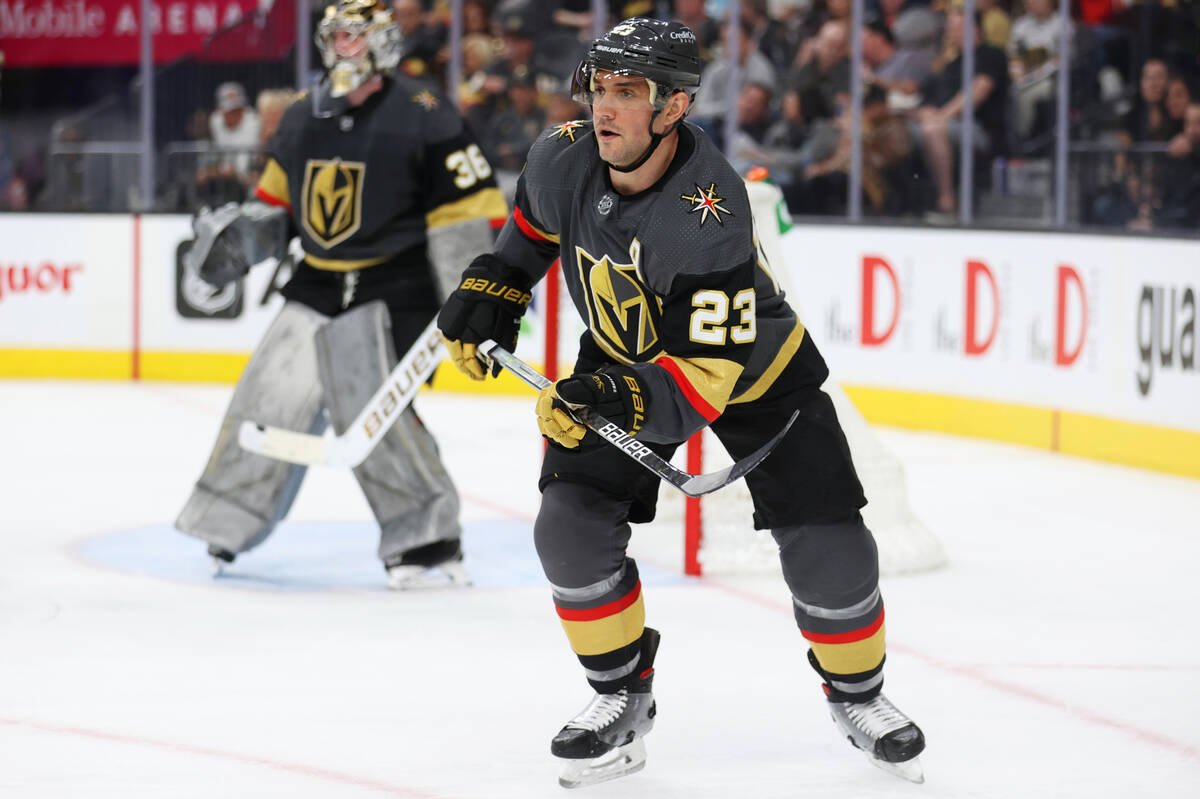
[255,75,508,271]
[496,121,828,444]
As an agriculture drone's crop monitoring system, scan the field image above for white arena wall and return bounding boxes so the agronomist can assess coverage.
[1,212,1197,479]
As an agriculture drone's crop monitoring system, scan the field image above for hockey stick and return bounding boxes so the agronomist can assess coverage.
[479,340,797,498]
[236,318,445,468]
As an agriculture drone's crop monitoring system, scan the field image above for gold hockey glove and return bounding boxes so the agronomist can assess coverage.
[437,253,533,380]
[536,366,649,450]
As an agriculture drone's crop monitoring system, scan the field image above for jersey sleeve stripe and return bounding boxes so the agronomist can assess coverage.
[425,187,509,229]
[728,316,806,405]
[254,158,290,210]
[653,355,731,422]
[513,205,560,244]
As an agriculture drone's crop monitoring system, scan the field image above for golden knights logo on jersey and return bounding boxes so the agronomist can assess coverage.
[576,239,662,362]
[301,158,366,248]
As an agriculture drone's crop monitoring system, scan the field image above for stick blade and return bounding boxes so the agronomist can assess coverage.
[677,410,798,497]
[237,421,347,468]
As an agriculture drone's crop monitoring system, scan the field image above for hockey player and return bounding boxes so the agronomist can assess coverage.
[437,17,925,786]
[176,0,507,589]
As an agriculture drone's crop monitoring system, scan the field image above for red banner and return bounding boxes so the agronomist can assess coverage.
[0,0,295,66]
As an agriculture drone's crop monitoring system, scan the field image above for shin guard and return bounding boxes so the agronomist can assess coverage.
[773,514,887,700]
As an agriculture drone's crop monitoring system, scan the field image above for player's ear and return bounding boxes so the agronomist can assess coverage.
[662,91,689,127]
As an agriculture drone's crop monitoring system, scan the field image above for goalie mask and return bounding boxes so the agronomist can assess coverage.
[315,0,403,99]
[570,18,702,172]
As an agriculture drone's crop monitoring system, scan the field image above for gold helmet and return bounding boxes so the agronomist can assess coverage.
[315,0,403,97]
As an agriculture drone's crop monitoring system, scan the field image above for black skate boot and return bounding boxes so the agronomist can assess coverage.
[551,627,660,788]
[384,539,470,590]
[810,650,926,783]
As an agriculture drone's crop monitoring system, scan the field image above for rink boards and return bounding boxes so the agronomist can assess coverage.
[0,212,1196,477]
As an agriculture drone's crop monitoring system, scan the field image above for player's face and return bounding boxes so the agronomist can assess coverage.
[334,28,367,59]
[590,70,656,168]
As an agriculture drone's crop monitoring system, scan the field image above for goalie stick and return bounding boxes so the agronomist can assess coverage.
[236,318,444,468]
[479,340,798,498]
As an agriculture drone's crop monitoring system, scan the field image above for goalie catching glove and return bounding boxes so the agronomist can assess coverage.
[437,254,533,380]
[182,200,289,287]
[536,365,649,450]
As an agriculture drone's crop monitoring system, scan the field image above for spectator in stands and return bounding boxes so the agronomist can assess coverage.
[1099,55,1175,222]
[1164,74,1191,138]
[1007,0,1073,141]
[861,15,934,110]
[483,72,545,172]
[1008,0,1071,80]
[462,0,492,36]
[465,12,537,138]
[742,0,798,76]
[692,16,778,141]
[977,0,1012,50]
[878,0,941,55]
[393,0,447,82]
[914,7,1010,218]
[786,18,851,116]
[1154,101,1200,229]
[1120,57,1171,144]
[729,81,777,172]
[458,33,500,131]
[793,84,916,215]
[211,82,261,173]
[765,84,840,168]
[763,85,843,206]
[196,82,261,206]
[672,0,722,63]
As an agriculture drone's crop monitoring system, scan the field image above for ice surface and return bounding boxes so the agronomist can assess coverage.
[1,380,1198,797]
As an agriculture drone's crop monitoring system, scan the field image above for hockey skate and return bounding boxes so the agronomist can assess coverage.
[552,628,659,789]
[208,545,235,577]
[826,690,926,783]
[384,540,471,590]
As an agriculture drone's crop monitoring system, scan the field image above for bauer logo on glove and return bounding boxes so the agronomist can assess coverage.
[437,253,534,380]
[457,277,532,307]
[536,366,648,449]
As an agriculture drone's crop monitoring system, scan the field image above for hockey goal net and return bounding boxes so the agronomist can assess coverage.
[538,179,946,577]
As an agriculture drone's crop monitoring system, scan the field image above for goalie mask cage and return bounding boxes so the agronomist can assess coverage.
[537,181,946,577]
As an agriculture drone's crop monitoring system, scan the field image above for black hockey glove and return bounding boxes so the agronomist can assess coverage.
[437,253,533,380]
[536,365,650,450]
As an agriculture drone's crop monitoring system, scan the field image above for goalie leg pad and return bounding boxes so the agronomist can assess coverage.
[314,301,462,563]
[176,301,329,554]
[773,515,887,697]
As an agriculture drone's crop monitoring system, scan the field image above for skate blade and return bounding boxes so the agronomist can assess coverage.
[558,738,647,789]
[210,557,228,578]
[868,754,924,784]
[386,561,472,590]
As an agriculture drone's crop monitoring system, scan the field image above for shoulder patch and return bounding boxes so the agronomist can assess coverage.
[411,90,439,111]
[547,120,588,142]
[680,181,733,226]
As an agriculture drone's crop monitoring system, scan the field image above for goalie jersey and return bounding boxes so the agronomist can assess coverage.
[254,75,508,271]
[495,121,830,445]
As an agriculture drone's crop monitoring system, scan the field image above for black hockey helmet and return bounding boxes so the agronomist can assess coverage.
[571,18,702,111]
